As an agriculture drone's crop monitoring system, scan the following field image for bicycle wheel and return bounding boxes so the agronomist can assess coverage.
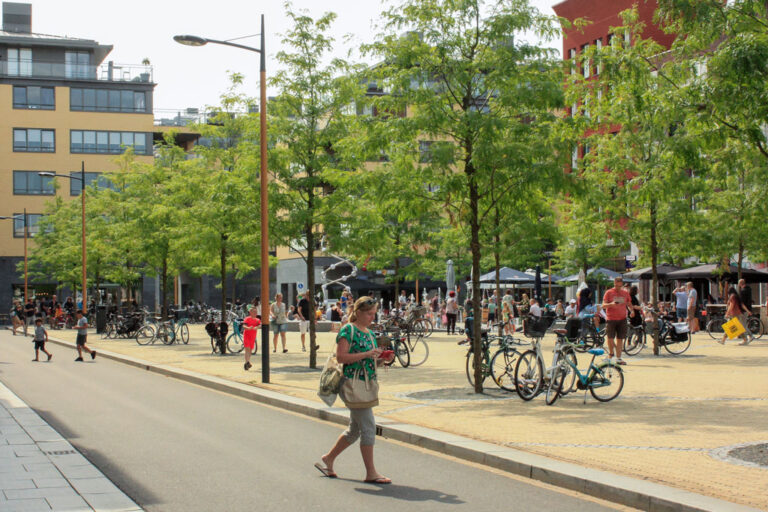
[135,325,155,345]
[746,316,763,339]
[227,333,244,354]
[707,318,724,340]
[407,334,429,367]
[156,324,173,345]
[490,347,519,392]
[210,336,221,354]
[394,340,410,368]
[560,348,578,395]
[589,363,624,402]
[465,350,489,388]
[105,324,117,339]
[419,318,434,337]
[624,327,645,356]
[180,323,190,344]
[545,365,564,406]
[514,350,543,401]
[664,333,691,355]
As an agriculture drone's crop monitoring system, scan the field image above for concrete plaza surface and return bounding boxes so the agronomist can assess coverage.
[26,324,768,510]
[0,381,141,512]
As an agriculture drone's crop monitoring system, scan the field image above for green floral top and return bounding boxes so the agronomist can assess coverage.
[336,323,378,381]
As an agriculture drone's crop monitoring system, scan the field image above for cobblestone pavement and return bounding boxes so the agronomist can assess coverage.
[0,380,141,511]
[35,324,768,510]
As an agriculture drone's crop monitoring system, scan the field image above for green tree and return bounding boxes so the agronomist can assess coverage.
[365,0,566,391]
[568,8,705,353]
[269,4,363,368]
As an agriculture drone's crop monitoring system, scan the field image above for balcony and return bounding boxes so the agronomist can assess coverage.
[0,59,153,83]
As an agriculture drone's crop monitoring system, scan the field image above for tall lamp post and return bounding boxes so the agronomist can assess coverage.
[174,17,271,383]
[0,211,28,304]
[40,162,87,313]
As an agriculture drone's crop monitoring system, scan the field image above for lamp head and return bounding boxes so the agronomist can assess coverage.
[174,35,208,47]
[38,172,55,177]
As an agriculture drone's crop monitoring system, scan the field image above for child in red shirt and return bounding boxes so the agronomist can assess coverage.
[242,307,261,370]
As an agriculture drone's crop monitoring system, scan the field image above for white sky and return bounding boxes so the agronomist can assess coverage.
[23,0,559,116]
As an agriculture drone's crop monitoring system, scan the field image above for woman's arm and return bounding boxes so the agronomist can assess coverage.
[336,337,380,364]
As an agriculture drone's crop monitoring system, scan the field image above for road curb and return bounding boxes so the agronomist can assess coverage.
[46,335,760,512]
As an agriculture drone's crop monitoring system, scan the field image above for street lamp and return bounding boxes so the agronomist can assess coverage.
[0,211,28,304]
[39,161,87,313]
[175,17,271,383]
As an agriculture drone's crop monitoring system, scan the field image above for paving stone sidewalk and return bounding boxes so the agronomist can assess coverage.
[0,381,141,512]
[37,325,768,510]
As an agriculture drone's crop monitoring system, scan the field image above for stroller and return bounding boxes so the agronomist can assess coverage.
[205,321,228,354]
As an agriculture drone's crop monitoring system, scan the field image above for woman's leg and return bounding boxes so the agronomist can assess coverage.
[272,330,278,351]
[280,330,287,350]
[357,408,387,481]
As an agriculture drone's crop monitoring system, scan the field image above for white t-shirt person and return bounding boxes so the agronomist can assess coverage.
[529,301,542,318]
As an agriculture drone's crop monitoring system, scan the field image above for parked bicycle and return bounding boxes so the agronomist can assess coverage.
[155,314,190,345]
[626,307,691,355]
[226,318,245,354]
[460,316,527,390]
[543,344,624,406]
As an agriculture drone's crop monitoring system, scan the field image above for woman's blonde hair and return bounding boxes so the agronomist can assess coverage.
[349,297,377,323]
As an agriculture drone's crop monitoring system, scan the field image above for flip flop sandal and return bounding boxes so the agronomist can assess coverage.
[314,462,337,478]
[364,477,392,484]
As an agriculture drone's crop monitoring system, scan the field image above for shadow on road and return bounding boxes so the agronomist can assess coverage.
[353,483,464,504]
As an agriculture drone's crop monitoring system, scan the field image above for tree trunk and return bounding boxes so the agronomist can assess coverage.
[467,157,483,393]
[650,201,660,355]
[394,255,400,306]
[220,237,228,317]
[494,207,502,337]
[161,256,168,320]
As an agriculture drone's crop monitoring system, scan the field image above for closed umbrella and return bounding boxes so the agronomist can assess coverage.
[534,265,542,302]
[446,260,455,293]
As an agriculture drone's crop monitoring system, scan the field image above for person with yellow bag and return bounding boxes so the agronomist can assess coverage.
[719,288,751,345]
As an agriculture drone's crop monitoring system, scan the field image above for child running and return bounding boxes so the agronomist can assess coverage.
[32,318,52,362]
[242,306,261,370]
[74,310,96,362]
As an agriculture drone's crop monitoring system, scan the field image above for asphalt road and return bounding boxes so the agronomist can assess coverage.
[0,332,622,511]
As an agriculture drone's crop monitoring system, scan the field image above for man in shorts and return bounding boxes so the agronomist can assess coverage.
[74,310,96,362]
[602,277,631,365]
[686,282,698,333]
[297,291,312,352]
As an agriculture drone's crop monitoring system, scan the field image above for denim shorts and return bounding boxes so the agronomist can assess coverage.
[676,308,687,319]
[271,322,288,334]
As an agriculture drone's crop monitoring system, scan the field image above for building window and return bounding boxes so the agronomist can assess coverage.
[595,39,602,74]
[13,128,55,152]
[70,130,150,155]
[581,44,590,78]
[419,140,454,164]
[13,213,42,237]
[65,51,90,79]
[569,48,576,75]
[7,48,32,76]
[13,86,55,110]
[71,88,147,112]
[13,171,54,195]
[69,172,114,196]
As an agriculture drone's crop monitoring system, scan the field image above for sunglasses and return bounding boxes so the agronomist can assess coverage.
[360,298,377,307]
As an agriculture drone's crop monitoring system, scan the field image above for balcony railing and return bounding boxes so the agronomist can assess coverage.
[154,108,251,127]
[0,59,153,83]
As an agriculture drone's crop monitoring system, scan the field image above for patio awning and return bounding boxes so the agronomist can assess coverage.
[623,264,681,280]
[666,264,768,283]
[478,267,534,283]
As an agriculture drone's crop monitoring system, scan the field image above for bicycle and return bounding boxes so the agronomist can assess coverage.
[745,314,764,340]
[155,316,190,345]
[543,345,624,406]
[226,318,245,354]
[514,328,579,402]
[706,312,726,340]
[460,318,527,390]
[573,313,605,353]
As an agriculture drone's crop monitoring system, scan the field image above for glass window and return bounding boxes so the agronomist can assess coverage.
[109,132,121,153]
[14,86,54,109]
[70,88,83,110]
[13,171,54,195]
[122,132,134,148]
[83,131,96,152]
[133,133,146,154]
[70,172,103,195]
[14,129,26,150]
[13,86,26,106]
[14,213,42,237]
[83,88,96,110]
[65,51,90,79]
[96,89,108,110]
[41,130,54,152]
[134,91,146,112]
[27,129,41,151]
[121,90,133,110]
[71,131,83,152]
[108,90,120,111]
[97,131,108,153]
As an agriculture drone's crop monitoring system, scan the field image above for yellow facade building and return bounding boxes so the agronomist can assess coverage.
[0,2,154,307]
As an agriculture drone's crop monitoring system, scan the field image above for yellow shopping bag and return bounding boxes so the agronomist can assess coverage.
[722,317,745,339]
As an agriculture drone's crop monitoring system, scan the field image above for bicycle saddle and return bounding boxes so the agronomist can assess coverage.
[553,328,567,335]
[588,348,605,356]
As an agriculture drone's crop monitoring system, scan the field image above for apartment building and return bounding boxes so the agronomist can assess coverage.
[0,2,155,307]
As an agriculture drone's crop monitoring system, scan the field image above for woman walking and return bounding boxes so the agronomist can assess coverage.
[445,291,458,335]
[719,288,751,345]
[315,297,393,483]
[270,293,289,353]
